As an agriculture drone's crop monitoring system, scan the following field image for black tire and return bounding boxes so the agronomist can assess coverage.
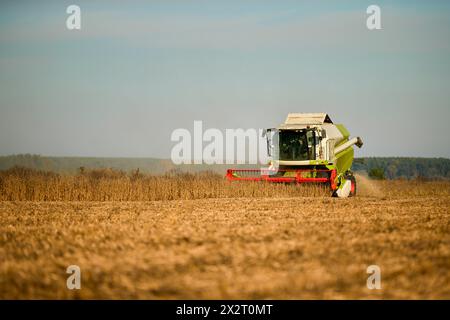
[349,175,356,197]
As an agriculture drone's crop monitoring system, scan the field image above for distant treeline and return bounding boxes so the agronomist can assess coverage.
[0,154,449,180]
[352,157,450,180]
[0,154,175,174]
[0,154,246,175]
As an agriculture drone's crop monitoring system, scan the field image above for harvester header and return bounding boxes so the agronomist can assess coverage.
[226,113,363,198]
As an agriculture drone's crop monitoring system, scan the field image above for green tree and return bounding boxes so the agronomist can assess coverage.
[369,167,385,180]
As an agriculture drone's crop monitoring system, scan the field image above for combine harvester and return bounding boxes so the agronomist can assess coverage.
[226,113,363,198]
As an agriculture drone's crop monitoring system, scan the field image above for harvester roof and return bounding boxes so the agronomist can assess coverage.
[278,113,333,129]
[284,113,333,125]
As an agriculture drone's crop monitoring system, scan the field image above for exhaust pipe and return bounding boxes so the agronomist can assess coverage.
[334,137,363,154]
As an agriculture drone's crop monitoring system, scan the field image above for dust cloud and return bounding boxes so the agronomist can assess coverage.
[355,172,384,198]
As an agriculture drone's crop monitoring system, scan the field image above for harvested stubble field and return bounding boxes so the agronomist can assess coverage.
[1,168,450,299]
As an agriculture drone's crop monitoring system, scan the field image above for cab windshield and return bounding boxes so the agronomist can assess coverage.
[278,129,316,161]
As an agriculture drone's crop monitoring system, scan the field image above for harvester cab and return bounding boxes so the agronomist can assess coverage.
[226,113,363,198]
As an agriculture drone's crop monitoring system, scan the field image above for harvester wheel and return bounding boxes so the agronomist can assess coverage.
[349,175,357,197]
[333,172,356,198]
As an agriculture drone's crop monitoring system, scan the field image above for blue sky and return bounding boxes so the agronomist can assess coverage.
[1,0,450,158]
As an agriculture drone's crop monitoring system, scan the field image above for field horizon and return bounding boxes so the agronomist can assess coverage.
[1,154,450,180]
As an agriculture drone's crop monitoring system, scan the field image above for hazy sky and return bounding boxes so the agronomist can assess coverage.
[1,0,450,158]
